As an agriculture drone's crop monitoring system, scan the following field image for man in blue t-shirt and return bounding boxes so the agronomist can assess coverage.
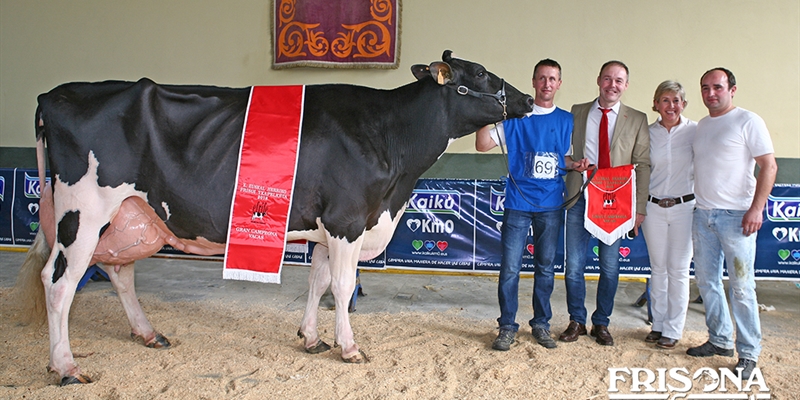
[476,59,589,351]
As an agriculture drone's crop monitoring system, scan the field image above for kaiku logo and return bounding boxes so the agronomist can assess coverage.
[608,367,770,399]
[407,190,461,216]
[766,195,800,222]
[24,173,50,199]
[490,186,505,216]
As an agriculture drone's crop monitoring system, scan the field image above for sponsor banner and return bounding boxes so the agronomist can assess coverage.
[10,169,49,246]
[385,179,476,270]
[757,184,800,279]
[3,169,798,280]
[0,169,12,245]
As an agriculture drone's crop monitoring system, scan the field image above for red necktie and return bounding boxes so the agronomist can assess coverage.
[598,108,612,169]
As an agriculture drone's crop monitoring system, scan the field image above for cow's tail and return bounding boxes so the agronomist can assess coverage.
[35,105,48,194]
[11,105,51,326]
[12,230,50,326]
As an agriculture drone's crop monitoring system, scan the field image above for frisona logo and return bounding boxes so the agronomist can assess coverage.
[608,366,770,399]
[407,190,460,216]
[24,172,50,199]
[766,195,800,222]
[0,176,5,201]
[490,186,505,216]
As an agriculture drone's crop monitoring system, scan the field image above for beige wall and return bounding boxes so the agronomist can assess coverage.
[1,0,798,157]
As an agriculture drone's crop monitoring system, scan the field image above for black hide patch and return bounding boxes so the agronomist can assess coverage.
[53,250,67,283]
[99,222,110,239]
[57,210,80,248]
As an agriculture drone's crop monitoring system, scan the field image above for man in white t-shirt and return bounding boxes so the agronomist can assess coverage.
[687,68,778,381]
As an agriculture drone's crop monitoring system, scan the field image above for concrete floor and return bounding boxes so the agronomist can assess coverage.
[1,249,798,336]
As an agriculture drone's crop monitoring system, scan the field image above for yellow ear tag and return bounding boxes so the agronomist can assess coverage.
[437,70,446,85]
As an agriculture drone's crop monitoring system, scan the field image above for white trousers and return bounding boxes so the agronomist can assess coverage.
[641,200,693,339]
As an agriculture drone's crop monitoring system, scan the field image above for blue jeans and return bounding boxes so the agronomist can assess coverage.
[497,208,563,332]
[564,197,621,327]
[692,208,761,361]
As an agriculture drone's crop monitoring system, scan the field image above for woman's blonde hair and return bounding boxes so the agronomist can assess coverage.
[652,80,687,112]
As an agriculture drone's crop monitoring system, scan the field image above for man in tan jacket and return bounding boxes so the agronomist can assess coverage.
[558,61,650,346]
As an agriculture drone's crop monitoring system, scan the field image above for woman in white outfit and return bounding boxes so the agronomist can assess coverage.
[641,80,697,349]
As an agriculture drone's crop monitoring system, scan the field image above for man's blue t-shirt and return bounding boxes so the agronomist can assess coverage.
[501,107,573,212]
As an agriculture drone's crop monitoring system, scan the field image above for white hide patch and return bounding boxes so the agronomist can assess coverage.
[161,202,171,220]
[52,151,148,256]
[285,206,406,261]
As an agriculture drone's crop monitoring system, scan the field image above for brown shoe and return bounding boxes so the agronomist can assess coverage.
[645,331,662,343]
[590,325,614,346]
[656,337,678,349]
[558,321,587,342]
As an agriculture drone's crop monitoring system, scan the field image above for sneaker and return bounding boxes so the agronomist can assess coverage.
[492,328,515,351]
[686,341,734,357]
[735,358,757,380]
[531,326,557,349]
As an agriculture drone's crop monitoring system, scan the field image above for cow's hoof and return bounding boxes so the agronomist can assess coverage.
[146,333,171,349]
[305,339,331,354]
[342,350,369,364]
[60,374,93,386]
[131,332,172,349]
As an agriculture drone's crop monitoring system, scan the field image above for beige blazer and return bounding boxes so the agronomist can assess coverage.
[565,100,651,215]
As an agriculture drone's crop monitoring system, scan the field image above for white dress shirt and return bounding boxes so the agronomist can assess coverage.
[584,99,621,165]
[648,115,697,199]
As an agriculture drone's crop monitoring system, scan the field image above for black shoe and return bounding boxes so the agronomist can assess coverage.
[590,325,614,346]
[686,341,734,357]
[492,328,515,351]
[645,331,662,343]
[735,358,757,380]
[531,326,557,349]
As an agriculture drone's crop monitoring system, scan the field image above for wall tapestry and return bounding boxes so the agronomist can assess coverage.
[272,0,401,69]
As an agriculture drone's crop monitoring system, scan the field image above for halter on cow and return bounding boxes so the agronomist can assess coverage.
[16,50,533,385]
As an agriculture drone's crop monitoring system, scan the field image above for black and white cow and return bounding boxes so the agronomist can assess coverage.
[17,50,533,385]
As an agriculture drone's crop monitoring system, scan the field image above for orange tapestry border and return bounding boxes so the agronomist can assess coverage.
[272,0,401,69]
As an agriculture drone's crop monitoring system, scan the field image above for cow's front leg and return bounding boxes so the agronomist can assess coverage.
[298,244,332,354]
[100,263,170,348]
[328,235,368,363]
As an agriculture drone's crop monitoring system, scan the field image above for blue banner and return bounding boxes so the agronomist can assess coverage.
[2,168,798,280]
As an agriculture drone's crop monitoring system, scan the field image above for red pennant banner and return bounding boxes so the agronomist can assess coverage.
[583,165,636,246]
[223,85,305,284]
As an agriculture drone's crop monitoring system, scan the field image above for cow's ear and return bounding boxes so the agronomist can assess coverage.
[411,64,430,81]
[428,62,452,85]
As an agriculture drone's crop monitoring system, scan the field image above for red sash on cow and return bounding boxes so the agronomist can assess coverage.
[223,85,305,284]
[583,164,636,245]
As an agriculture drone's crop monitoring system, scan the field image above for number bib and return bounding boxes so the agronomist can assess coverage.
[524,152,559,180]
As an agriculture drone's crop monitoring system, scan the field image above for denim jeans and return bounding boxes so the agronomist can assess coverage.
[564,197,621,327]
[497,208,563,332]
[692,208,761,361]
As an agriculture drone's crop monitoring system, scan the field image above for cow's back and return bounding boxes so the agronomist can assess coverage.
[38,78,250,243]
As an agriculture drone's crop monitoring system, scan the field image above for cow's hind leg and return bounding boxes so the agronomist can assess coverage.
[298,244,332,354]
[99,263,171,348]
[327,235,368,363]
[42,226,100,384]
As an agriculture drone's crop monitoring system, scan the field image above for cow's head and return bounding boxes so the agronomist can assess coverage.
[412,50,533,126]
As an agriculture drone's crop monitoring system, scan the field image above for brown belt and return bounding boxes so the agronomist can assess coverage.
[648,194,695,208]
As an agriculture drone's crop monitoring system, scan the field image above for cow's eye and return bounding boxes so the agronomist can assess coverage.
[477,71,485,78]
